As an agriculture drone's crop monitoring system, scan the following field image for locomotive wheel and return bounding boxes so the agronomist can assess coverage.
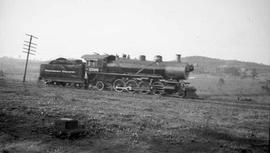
[95,81,105,91]
[152,81,164,95]
[113,79,125,92]
[178,88,185,97]
[125,80,138,93]
[138,81,150,94]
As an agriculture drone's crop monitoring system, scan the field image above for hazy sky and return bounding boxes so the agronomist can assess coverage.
[0,0,269,64]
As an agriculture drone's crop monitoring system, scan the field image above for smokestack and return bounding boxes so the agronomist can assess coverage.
[176,54,181,63]
[139,55,146,61]
[154,55,163,62]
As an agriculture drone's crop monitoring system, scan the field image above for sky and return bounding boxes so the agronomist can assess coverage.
[0,0,270,65]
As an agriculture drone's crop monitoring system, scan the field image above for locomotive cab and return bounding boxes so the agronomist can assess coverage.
[82,54,116,73]
[86,59,102,72]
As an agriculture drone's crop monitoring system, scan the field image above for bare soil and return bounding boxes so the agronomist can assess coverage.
[0,78,269,153]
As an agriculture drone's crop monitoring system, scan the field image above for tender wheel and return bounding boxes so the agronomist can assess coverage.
[125,80,138,93]
[138,81,150,94]
[37,79,47,88]
[152,81,164,95]
[75,83,82,88]
[95,81,105,91]
[88,83,93,90]
[113,79,125,92]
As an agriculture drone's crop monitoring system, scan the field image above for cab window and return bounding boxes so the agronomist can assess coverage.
[88,60,98,67]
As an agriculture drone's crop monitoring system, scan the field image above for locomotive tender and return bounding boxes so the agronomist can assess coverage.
[39,54,197,98]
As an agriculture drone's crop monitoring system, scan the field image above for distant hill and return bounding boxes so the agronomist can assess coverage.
[1,56,269,78]
[0,57,45,74]
[182,56,270,76]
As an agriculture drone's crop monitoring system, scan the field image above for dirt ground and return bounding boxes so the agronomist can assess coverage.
[0,77,269,153]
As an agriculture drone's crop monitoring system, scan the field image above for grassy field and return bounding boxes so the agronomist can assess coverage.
[0,72,269,153]
[189,74,269,96]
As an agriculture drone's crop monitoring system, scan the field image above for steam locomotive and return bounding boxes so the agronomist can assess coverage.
[39,54,198,98]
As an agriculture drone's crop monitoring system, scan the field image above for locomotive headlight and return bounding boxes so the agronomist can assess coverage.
[185,64,194,72]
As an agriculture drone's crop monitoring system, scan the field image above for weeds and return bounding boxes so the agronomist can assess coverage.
[1,77,269,153]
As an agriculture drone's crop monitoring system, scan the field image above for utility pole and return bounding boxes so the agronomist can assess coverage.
[22,33,38,82]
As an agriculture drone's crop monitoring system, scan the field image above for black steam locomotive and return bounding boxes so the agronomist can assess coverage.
[39,54,197,98]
